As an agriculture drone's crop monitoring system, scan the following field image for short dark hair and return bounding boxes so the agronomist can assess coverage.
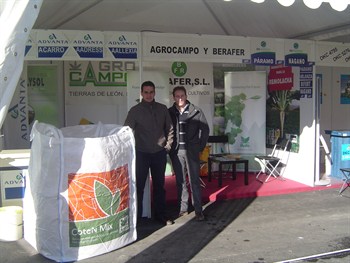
[141,81,155,92]
[172,86,187,97]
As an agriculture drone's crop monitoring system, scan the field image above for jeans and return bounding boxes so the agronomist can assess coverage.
[136,149,167,219]
[170,149,202,214]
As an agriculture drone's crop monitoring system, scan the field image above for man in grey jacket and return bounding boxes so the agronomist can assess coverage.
[168,86,210,221]
[124,81,174,225]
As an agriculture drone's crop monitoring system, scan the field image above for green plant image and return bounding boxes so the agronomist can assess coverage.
[225,93,261,144]
[214,105,225,117]
[267,90,300,138]
[95,180,121,216]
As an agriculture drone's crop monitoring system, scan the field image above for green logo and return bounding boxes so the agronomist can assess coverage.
[240,136,250,148]
[171,62,187,77]
[69,61,135,87]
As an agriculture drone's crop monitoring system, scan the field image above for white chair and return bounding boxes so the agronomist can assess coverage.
[255,139,291,183]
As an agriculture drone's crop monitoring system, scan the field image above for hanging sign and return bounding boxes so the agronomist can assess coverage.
[284,40,313,67]
[300,66,313,99]
[250,38,284,65]
[106,32,139,59]
[36,31,69,58]
[268,66,294,91]
[142,32,250,63]
[72,31,104,58]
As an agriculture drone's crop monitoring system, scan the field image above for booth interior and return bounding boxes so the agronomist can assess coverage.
[1,31,350,202]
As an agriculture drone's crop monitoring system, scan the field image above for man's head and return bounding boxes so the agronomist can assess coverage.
[141,81,156,102]
[172,86,187,108]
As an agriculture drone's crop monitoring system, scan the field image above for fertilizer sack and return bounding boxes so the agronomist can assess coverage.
[24,121,137,262]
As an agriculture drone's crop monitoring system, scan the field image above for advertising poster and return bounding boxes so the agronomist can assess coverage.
[64,60,137,126]
[340,74,350,104]
[224,71,266,155]
[27,65,61,127]
[266,66,300,152]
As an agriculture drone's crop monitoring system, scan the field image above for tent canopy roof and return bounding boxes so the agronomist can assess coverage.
[33,0,350,43]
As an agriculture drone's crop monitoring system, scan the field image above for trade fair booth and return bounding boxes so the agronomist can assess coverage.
[1,1,350,261]
[4,29,350,186]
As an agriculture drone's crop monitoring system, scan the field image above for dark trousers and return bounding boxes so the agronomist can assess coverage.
[136,149,167,219]
[170,149,203,214]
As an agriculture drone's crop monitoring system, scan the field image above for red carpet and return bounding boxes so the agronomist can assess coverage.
[164,173,342,204]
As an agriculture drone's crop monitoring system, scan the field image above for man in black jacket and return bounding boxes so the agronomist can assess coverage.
[168,86,210,221]
[124,81,174,226]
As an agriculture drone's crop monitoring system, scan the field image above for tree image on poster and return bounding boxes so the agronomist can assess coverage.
[340,74,350,104]
[268,90,291,138]
[225,93,261,145]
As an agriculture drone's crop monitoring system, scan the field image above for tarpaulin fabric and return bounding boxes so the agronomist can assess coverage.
[24,121,137,262]
[0,0,42,130]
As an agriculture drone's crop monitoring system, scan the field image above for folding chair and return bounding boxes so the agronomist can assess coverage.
[255,138,291,183]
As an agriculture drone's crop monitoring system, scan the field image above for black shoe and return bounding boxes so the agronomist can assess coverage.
[195,212,205,221]
[155,216,174,226]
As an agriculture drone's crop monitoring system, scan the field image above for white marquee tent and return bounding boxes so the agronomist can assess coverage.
[2,0,350,130]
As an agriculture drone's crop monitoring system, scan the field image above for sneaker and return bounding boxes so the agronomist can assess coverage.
[178,211,189,217]
[195,212,205,221]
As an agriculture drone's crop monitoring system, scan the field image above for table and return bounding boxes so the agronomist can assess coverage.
[339,168,350,195]
[207,156,249,187]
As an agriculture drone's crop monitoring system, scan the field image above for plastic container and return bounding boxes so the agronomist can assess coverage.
[330,130,350,179]
[0,206,23,241]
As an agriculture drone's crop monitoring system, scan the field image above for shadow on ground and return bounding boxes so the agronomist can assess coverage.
[127,197,255,263]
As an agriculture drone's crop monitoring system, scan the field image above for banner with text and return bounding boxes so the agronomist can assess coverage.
[25,30,140,61]
[65,60,138,126]
[24,30,320,66]
[316,42,350,67]
[3,71,30,149]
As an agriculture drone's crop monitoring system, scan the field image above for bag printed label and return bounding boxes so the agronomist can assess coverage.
[68,165,130,247]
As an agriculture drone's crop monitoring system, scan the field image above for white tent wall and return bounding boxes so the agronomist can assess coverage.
[0,0,43,133]
[317,66,350,175]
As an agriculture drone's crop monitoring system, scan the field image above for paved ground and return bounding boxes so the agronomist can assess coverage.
[1,187,350,263]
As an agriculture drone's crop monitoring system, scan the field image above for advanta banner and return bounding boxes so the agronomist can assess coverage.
[24,122,137,262]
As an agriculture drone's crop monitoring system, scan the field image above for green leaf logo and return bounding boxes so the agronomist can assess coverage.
[94,180,121,216]
[241,136,249,143]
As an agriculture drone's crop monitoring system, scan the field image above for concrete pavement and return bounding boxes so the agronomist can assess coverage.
[1,187,350,263]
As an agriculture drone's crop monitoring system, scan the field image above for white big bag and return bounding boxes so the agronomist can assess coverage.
[24,121,137,262]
